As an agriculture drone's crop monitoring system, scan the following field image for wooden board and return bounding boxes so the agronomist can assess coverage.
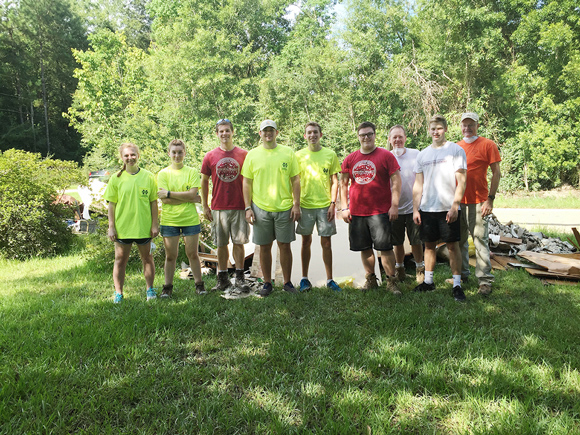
[499,236,523,244]
[525,267,580,280]
[518,251,580,275]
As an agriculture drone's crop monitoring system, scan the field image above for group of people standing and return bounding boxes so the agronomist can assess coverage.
[104,112,500,303]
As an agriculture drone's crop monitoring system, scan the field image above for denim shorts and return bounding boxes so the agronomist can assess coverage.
[160,224,201,238]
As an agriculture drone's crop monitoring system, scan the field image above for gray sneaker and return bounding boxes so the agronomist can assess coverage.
[283,282,298,294]
[362,273,379,291]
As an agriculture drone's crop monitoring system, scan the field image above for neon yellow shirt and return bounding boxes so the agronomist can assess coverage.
[157,165,201,226]
[296,147,340,209]
[241,144,300,212]
[103,169,157,239]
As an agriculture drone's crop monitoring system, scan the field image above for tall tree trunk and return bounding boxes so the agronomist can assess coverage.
[39,40,50,155]
[30,101,36,152]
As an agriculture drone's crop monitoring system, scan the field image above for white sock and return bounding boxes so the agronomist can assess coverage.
[327,279,333,284]
[218,270,227,273]
[395,263,404,268]
[453,275,462,287]
[416,261,425,268]
[302,276,308,281]
[424,271,434,284]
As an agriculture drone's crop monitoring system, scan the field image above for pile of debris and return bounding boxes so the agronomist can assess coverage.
[488,215,577,255]
[484,215,580,284]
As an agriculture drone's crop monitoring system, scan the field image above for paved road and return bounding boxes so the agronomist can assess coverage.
[493,208,580,232]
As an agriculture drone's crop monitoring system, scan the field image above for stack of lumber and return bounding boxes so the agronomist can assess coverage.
[518,251,580,282]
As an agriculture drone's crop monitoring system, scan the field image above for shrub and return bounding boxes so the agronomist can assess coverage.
[0,149,84,259]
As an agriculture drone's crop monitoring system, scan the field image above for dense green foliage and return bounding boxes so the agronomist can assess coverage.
[2,0,580,188]
[0,150,84,259]
[1,253,580,432]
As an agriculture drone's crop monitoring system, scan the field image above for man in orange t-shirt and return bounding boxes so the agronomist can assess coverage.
[457,112,501,296]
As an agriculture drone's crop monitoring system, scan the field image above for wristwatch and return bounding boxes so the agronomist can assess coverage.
[488,195,495,200]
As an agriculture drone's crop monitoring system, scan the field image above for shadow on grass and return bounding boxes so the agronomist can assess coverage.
[1,258,580,433]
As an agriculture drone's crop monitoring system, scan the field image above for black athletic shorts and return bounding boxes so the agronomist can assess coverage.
[419,210,461,243]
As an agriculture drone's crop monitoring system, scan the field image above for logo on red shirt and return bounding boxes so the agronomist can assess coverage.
[352,160,376,185]
[216,157,240,182]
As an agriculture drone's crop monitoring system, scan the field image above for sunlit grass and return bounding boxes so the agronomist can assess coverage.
[1,252,579,433]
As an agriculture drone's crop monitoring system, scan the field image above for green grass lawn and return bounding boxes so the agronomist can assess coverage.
[1,251,579,434]
[495,189,580,209]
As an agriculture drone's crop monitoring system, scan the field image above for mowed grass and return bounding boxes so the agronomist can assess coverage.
[495,188,580,209]
[1,252,580,434]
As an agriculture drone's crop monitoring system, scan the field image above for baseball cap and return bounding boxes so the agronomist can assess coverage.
[259,119,277,131]
[461,112,479,122]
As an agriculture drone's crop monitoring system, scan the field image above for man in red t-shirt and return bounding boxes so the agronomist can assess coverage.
[340,121,402,294]
[201,119,250,292]
[457,112,501,296]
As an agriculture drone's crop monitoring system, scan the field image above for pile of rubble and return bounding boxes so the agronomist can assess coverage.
[488,215,577,255]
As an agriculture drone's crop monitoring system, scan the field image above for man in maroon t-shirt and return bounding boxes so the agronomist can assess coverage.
[340,121,402,294]
[201,119,250,292]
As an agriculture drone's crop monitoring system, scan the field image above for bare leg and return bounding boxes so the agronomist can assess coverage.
[379,250,396,277]
[113,242,132,294]
[278,241,293,283]
[184,234,202,284]
[424,242,437,272]
[360,249,376,275]
[301,235,312,277]
[233,244,245,270]
[260,242,273,283]
[163,236,180,286]
[136,242,155,289]
[447,241,462,276]
[321,236,333,280]
[411,244,424,263]
[217,245,229,271]
[393,245,405,265]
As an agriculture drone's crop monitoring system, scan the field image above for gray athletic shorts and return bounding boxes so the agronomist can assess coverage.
[252,203,296,245]
[391,213,421,246]
[211,209,250,247]
[296,206,337,237]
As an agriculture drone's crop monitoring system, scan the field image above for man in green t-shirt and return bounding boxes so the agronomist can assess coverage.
[295,122,342,292]
[241,120,301,297]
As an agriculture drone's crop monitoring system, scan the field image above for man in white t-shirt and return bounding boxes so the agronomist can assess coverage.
[388,125,425,284]
[412,115,467,301]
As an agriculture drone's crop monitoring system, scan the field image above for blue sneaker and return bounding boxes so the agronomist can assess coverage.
[113,292,123,303]
[326,280,342,292]
[259,282,273,297]
[299,278,312,292]
[146,288,157,301]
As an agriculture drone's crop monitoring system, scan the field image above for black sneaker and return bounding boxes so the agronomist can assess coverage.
[413,282,436,292]
[283,282,298,294]
[259,282,273,297]
[452,285,466,302]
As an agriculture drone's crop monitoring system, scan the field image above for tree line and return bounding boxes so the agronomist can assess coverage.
[1,0,579,191]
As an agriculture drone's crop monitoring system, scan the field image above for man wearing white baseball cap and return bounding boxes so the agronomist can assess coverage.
[456,112,501,296]
[241,120,301,296]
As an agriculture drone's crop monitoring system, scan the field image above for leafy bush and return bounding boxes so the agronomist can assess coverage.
[0,149,84,259]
